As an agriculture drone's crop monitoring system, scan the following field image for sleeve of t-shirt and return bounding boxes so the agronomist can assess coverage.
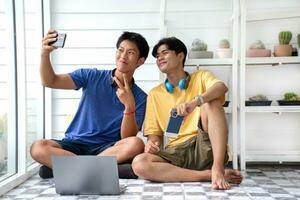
[143,92,164,137]
[68,68,98,90]
[200,70,226,104]
[135,92,147,130]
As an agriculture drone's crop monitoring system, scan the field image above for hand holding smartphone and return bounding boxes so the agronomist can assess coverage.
[49,33,67,48]
[165,109,184,136]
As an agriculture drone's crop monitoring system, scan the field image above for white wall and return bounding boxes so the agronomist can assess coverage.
[48,0,300,162]
[49,0,162,138]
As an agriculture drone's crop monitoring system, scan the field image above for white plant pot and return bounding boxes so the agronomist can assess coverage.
[215,48,232,58]
[188,51,213,59]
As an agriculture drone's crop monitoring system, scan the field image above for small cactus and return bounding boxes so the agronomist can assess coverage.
[219,39,230,48]
[191,39,207,51]
[279,31,292,45]
[297,34,300,48]
[249,94,268,101]
[249,40,266,49]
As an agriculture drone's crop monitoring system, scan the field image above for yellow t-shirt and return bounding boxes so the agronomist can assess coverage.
[144,70,225,148]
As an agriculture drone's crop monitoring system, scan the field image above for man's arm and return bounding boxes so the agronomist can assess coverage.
[40,29,76,89]
[177,82,228,116]
[201,82,228,104]
[114,74,139,138]
[145,135,161,154]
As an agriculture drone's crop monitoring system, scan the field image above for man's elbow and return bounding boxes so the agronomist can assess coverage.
[41,80,55,88]
[41,76,56,88]
[41,81,50,88]
[221,82,228,94]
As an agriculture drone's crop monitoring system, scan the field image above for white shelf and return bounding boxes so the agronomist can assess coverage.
[185,58,233,66]
[246,57,300,65]
[245,106,300,113]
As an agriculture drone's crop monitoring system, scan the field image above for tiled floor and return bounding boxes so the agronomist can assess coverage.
[1,165,300,200]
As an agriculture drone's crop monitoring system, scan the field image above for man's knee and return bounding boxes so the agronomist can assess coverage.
[30,139,53,161]
[132,153,151,179]
[123,137,145,155]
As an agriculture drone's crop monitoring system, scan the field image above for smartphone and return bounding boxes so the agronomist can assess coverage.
[49,33,67,48]
[165,109,184,136]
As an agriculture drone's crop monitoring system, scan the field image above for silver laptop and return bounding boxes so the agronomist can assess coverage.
[52,156,125,195]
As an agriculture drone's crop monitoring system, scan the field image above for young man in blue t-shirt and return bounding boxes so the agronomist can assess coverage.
[30,30,149,179]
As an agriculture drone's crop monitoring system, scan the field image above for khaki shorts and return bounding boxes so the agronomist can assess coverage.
[158,121,229,171]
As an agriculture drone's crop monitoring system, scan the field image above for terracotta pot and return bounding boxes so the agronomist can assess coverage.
[215,48,232,58]
[246,49,271,57]
[274,45,292,57]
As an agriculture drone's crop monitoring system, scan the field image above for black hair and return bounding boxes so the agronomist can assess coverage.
[152,37,187,67]
[116,31,149,60]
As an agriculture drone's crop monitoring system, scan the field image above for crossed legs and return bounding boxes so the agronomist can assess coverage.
[132,99,242,189]
[30,136,144,168]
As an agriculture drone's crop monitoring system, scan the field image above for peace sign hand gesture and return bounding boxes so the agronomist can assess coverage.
[114,74,136,112]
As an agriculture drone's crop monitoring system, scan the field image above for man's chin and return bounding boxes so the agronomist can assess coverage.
[116,67,135,74]
[158,67,167,73]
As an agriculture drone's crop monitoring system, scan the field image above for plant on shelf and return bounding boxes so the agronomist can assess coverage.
[249,94,268,101]
[215,39,232,58]
[274,31,293,57]
[283,92,300,101]
[278,92,300,106]
[246,94,272,106]
[188,39,213,59]
[246,40,271,57]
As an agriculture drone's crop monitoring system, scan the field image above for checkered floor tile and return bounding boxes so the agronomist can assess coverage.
[1,165,300,200]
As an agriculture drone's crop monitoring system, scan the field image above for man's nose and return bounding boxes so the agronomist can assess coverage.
[120,51,128,58]
[157,54,164,61]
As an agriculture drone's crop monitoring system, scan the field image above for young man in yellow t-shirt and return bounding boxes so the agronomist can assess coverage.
[132,37,243,190]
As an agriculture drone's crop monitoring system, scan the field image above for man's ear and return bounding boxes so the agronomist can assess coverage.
[137,57,145,67]
[178,52,184,63]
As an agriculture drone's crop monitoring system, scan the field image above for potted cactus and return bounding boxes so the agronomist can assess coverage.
[246,40,271,57]
[215,39,232,58]
[188,39,213,59]
[274,31,293,57]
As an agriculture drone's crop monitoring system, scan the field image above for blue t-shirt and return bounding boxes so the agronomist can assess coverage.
[64,68,147,145]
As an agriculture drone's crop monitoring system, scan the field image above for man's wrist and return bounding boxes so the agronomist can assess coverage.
[194,95,205,106]
[41,51,50,57]
[124,105,135,114]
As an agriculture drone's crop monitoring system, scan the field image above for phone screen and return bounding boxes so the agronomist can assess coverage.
[165,109,184,135]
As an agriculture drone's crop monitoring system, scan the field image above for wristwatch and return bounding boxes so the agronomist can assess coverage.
[194,95,205,106]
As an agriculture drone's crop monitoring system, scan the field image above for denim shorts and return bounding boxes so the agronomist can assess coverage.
[52,139,116,155]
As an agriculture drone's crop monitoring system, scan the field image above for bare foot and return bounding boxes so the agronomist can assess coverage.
[211,168,230,190]
[211,168,243,190]
[224,169,243,185]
